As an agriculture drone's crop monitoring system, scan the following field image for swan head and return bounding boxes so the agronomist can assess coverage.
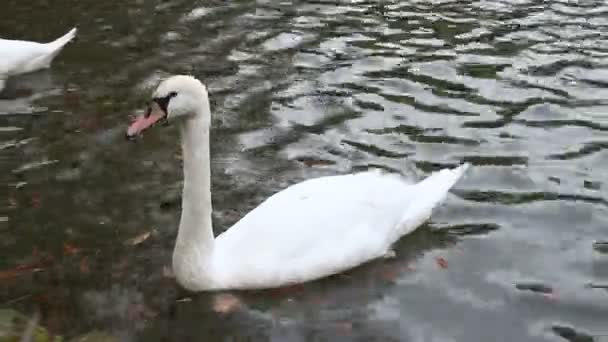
[126,75,209,138]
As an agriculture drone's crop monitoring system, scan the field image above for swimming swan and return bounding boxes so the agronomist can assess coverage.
[0,28,76,92]
[126,75,470,291]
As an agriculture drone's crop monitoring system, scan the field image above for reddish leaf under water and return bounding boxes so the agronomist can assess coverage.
[31,193,41,208]
[0,255,53,281]
[380,262,417,282]
[435,257,448,269]
[63,92,81,109]
[212,293,242,314]
[543,291,558,301]
[0,268,26,282]
[380,266,399,282]
[16,255,53,271]
[63,243,82,256]
[80,257,90,274]
[33,294,50,305]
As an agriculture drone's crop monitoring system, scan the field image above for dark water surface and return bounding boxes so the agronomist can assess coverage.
[1,0,607,341]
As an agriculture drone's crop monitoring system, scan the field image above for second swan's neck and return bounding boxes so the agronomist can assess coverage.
[172,111,216,290]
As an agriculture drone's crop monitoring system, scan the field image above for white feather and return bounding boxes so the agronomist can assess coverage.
[0,28,77,91]
[212,165,469,289]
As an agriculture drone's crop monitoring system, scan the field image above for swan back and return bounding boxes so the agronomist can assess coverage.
[210,164,470,290]
[0,28,76,77]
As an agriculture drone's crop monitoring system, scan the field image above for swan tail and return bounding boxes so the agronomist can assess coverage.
[416,163,470,199]
[39,27,77,67]
[48,27,77,51]
[397,163,470,233]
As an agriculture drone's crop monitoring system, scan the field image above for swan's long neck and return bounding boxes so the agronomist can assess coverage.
[172,102,216,290]
[177,117,213,247]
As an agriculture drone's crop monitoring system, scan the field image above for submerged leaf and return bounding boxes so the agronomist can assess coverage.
[30,193,41,208]
[0,255,53,281]
[380,266,399,282]
[79,257,90,274]
[124,231,152,246]
[435,257,448,269]
[212,294,242,314]
[63,243,81,256]
[0,269,26,282]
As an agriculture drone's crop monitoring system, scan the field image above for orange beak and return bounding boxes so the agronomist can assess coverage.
[126,101,166,138]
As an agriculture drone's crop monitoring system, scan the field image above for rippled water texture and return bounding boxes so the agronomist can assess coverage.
[1,0,607,341]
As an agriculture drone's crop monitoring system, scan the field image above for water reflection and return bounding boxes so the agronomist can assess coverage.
[1,0,607,341]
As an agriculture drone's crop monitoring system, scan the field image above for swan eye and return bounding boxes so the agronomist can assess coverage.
[150,91,178,116]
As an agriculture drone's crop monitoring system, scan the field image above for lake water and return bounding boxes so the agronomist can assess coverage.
[1,0,607,341]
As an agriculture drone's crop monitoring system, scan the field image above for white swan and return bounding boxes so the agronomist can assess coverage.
[126,75,470,291]
[0,28,77,92]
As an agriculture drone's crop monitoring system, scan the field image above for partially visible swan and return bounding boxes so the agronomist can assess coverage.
[0,28,77,92]
[126,75,470,291]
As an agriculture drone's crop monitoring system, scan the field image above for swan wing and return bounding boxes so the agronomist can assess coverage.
[212,164,468,289]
